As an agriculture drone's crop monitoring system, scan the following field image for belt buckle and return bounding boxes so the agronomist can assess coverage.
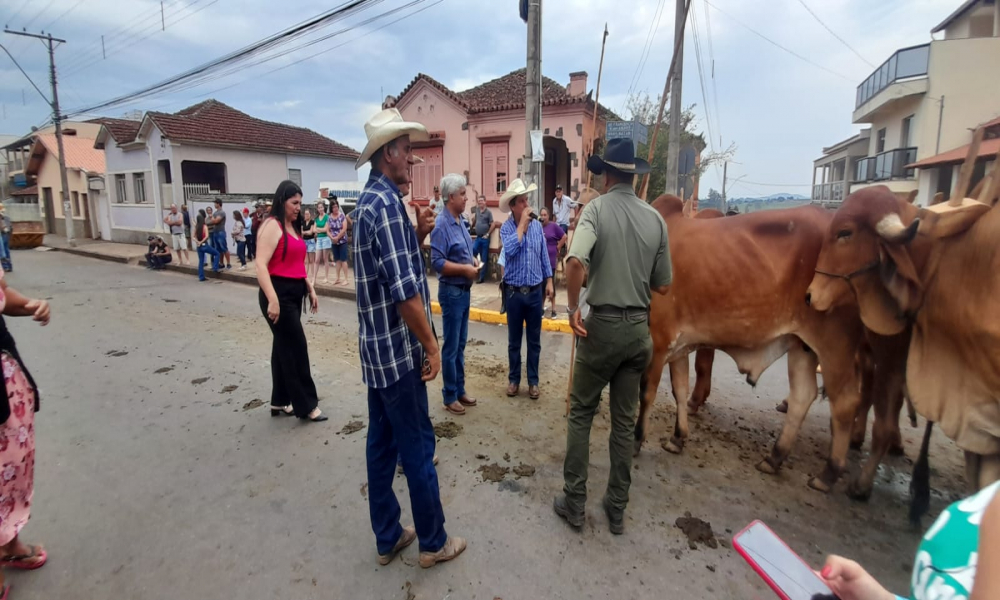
[519,286,530,294]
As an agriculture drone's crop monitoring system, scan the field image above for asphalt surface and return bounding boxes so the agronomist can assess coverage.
[1,249,968,600]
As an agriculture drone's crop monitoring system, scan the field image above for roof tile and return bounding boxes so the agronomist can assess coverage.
[33,134,106,174]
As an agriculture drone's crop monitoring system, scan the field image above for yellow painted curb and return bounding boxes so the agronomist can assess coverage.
[430,302,572,334]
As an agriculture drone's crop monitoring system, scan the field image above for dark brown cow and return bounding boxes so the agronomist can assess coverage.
[637,195,865,491]
[805,185,1000,496]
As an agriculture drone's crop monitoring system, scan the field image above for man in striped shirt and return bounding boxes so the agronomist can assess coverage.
[499,178,553,400]
[352,108,466,569]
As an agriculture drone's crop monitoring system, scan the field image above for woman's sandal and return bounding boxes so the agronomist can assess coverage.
[271,405,294,417]
[2,545,47,570]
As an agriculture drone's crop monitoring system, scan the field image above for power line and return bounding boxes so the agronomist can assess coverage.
[40,0,87,32]
[702,0,722,144]
[794,0,875,68]
[4,0,33,25]
[621,0,667,115]
[702,0,854,82]
[688,6,714,152]
[20,0,58,29]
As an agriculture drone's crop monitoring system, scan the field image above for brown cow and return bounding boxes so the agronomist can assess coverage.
[637,195,865,491]
[805,185,1000,497]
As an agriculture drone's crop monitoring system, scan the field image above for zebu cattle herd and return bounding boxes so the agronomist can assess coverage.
[632,165,1000,518]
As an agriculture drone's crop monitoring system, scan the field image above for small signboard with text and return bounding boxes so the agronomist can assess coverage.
[606,120,648,146]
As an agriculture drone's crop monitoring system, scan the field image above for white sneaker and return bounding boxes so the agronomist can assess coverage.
[239,265,247,271]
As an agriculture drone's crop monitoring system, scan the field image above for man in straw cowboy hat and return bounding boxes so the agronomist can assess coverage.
[553,138,673,535]
[352,108,466,568]
[498,178,553,401]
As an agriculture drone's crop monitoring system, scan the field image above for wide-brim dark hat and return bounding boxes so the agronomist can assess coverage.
[587,137,651,175]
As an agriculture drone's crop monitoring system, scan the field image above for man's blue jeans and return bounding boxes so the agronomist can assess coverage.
[472,237,490,283]
[506,284,543,386]
[438,282,470,406]
[197,244,220,280]
[367,367,447,554]
[211,230,228,255]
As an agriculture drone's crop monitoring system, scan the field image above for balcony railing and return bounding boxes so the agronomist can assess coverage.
[854,147,918,182]
[855,44,929,109]
[812,181,846,202]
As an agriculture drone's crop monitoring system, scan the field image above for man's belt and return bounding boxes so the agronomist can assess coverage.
[442,281,472,291]
[506,283,541,295]
[590,305,648,321]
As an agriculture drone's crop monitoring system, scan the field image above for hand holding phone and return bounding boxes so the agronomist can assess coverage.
[733,521,838,600]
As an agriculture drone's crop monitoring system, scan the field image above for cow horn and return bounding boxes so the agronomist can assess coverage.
[875,213,919,243]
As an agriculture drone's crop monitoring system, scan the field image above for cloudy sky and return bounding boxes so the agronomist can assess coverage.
[1,0,959,197]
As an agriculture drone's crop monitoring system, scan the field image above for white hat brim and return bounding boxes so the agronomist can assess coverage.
[355,122,430,169]
[499,182,538,213]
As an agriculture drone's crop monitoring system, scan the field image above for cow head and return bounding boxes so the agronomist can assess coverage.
[652,194,685,221]
[806,186,922,335]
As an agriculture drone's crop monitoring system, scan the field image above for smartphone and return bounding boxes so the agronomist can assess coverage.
[732,521,838,600]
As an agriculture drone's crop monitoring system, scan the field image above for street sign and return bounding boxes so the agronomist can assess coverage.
[606,120,648,146]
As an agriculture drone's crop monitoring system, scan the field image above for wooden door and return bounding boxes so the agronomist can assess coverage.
[412,147,443,200]
[482,141,509,202]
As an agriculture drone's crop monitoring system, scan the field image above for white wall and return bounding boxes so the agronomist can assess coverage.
[105,139,152,173]
[110,204,158,229]
[173,144,286,193]
[286,154,356,199]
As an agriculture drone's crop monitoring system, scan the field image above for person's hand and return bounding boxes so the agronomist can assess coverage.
[519,205,535,226]
[545,278,553,299]
[267,298,280,323]
[818,556,895,600]
[410,202,436,241]
[463,264,480,280]
[569,308,587,337]
[25,299,49,326]
[421,344,441,382]
[309,290,319,314]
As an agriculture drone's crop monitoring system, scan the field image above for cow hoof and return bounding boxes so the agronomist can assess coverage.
[808,476,832,493]
[847,480,873,502]
[888,445,906,457]
[662,437,684,454]
[849,439,864,451]
[756,459,778,475]
[686,399,701,415]
[775,400,788,414]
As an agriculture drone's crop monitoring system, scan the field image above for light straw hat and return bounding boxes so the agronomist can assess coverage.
[355,108,429,169]
[498,178,538,213]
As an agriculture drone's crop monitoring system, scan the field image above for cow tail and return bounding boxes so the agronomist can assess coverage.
[905,393,917,428]
[909,420,934,526]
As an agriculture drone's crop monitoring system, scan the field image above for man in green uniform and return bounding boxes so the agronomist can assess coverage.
[553,138,673,535]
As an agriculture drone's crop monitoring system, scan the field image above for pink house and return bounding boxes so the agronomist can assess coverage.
[386,69,615,219]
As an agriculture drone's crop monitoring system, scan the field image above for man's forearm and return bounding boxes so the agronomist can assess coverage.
[566,257,586,310]
[397,294,436,351]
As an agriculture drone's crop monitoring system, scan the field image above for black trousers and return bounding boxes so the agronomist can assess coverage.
[246,232,256,260]
[258,276,318,417]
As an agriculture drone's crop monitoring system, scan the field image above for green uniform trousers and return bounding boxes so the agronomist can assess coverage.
[562,311,653,514]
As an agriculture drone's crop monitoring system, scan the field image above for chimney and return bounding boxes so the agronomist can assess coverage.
[567,71,588,97]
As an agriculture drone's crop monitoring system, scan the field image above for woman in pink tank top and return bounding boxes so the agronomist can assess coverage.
[255,180,327,422]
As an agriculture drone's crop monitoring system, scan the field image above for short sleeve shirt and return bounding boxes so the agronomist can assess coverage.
[472,205,494,237]
[166,213,184,235]
[329,213,347,245]
[567,183,671,309]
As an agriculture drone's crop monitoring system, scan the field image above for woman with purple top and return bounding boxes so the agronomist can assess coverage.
[328,197,351,286]
[539,208,566,318]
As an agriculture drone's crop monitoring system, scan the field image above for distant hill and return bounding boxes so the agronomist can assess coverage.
[728,193,808,203]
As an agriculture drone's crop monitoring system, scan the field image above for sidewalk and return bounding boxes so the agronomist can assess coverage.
[42,235,571,333]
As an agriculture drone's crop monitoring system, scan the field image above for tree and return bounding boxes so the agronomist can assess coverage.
[706,188,723,211]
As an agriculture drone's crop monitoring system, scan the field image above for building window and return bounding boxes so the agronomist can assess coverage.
[115,174,128,203]
[71,191,80,217]
[134,173,147,203]
[482,141,509,202]
[876,128,886,153]
[81,193,88,216]
[411,147,443,200]
[900,115,914,147]
[288,168,302,186]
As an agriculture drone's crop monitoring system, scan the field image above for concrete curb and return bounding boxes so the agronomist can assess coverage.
[48,245,570,332]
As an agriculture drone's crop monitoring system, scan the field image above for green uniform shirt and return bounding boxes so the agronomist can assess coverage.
[906,479,999,599]
[567,183,672,309]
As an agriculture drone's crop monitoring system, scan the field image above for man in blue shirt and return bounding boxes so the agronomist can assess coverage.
[499,178,553,400]
[430,173,481,416]
[352,108,466,569]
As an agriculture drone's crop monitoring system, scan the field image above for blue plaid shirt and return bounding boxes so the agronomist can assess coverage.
[352,170,431,389]
[430,210,475,286]
[499,217,552,287]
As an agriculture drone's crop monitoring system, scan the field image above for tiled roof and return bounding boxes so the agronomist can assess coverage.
[9,185,37,197]
[144,100,359,160]
[97,118,142,143]
[31,134,106,174]
[395,69,619,120]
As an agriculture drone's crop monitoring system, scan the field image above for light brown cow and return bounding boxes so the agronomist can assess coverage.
[805,185,1000,495]
[637,195,865,491]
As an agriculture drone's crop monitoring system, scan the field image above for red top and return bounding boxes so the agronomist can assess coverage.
[266,218,307,279]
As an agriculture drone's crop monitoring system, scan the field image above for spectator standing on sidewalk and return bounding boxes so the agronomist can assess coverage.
[539,208,566,318]
[430,173,480,416]
[164,204,190,266]
[328,197,351,286]
[353,108,465,568]
[232,210,248,270]
[499,178,552,401]
[181,204,192,251]
[428,186,443,215]
[552,184,575,234]
[0,205,11,272]
[470,195,498,284]
[210,200,232,269]
[313,201,332,284]
[249,202,265,260]
[303,208,317,275]
[194,210,220,281]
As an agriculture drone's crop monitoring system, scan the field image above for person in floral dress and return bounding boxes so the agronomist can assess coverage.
[0,270,51,598]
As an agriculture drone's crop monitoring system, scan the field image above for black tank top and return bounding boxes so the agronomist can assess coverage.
[303,219,316,240]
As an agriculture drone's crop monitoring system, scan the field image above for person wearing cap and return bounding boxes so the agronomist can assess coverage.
[553,138,672,535]
[551,184,575,234]
[428,186,443,216]
[352,108,466,569]
[499,178,553,401]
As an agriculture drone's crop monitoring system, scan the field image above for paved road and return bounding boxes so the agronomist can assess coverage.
[2,250,967,599]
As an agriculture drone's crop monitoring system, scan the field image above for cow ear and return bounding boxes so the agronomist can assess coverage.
[878,241,922,315]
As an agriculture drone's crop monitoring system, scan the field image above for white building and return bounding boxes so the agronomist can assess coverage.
[813,0,1000,206]
[94,100,359,243]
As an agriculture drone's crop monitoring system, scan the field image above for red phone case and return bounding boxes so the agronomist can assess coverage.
[732,520,833,600]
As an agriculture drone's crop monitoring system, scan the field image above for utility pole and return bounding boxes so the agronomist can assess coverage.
[524,0,542,210]
[161,2,166,30]
[665,0,686,196]
[5,29,75,245]
[101,34,105,59]
[585,24,609,190]
[721,160,727,204]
